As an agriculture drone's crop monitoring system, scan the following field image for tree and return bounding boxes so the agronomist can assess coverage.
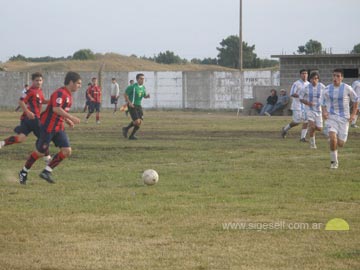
[216,35,259,69]
[297,39,323,54]
[9,54,27,61]
[154,51,187,64]
[351,43,360,54]
[72,49,95,60]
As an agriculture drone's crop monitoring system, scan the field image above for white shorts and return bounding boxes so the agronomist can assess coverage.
[292,110,308,124]
[326,115,349,142]
[307,110,323,128]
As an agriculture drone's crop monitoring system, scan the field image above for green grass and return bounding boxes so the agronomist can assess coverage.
[0,110,359,270]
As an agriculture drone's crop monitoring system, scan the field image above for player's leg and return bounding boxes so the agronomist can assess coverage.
[300,111,308,142]
[40,131,71,183]
[282,110,300,138]
[0,119,33,148]
[96,104,100,124]
[129,107,143,140]
[85,102,94,122]
[123,105,138,138]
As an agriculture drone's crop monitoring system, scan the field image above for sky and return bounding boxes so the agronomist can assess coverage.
[0,0,359,62]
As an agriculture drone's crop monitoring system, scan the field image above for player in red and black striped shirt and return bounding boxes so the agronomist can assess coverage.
[85,77,102,124]
[19,71,82,184]
[0,72,51,162]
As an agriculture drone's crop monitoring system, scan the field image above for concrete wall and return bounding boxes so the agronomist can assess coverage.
[0,70,279,111]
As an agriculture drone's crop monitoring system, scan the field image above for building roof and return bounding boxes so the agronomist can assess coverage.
[271,54,360,59]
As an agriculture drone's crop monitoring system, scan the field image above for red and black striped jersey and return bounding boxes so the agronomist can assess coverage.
[20,86,45,120]
[88,85,102,103]
[40,87,73,133]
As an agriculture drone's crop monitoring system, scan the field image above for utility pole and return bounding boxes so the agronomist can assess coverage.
[239,0,243,71]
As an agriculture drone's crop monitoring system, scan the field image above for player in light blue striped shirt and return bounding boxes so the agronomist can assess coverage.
[321,69,359,169]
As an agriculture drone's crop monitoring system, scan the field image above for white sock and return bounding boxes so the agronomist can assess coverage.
[330,151,338,163]
[45,166,53,172]
[22,167,29,173]
[301,129,308,139]
[310,136,315,144]
[284,124,291,132]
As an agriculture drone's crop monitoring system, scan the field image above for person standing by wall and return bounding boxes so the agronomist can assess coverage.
[110,78,120,113]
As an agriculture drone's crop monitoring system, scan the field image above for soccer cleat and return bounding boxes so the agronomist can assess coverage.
[0,141,4,149]
[122,127,128,138]
[19,170,28,185]
[300,138,307,143]
[330,161,338,169]
[39,170,55,184]
[351,124,359,128]
[281,127,287,138]
[96,121,100,124]
[264,112,271,117]
[310,143,317,149]
[128,136,138,140]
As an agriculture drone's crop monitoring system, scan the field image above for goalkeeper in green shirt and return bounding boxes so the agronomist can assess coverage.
[122,73,150,140]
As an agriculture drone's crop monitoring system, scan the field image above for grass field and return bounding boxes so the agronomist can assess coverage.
[0,110,359,270]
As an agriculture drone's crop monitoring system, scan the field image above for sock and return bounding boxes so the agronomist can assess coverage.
[352,115,358,125]
[48,151,66,169]
[330,151,338,163]
[4,136,20,146]
[24,152,40,170]
[284,124,291,132]
[96,115,100,121]
[301,128,308,139]
[126,122,134,130]
[130,126,139,137]
[310,136,315,144]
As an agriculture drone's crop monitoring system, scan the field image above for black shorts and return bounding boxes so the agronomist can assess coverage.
[14,118,41,137]
[111,96,119,104]
[128,105,143,121]
[89,102,101,113]
[36,127,70,154]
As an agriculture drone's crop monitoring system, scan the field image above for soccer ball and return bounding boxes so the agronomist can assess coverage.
[142,169,159,186]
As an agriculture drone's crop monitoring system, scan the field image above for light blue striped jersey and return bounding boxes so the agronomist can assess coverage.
[321,83,359,119]
[290,79,310,111]
[300,82,325,112]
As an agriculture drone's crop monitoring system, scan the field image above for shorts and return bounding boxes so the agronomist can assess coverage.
[306,110,323,128]
[128,105,143,121]
[86,100,91,106]
[111,96,119,104]
[326,115,349,142]
[36,127,70,154]
[89,102,101,113]
[14,118,41,137]
[292,110,308,124]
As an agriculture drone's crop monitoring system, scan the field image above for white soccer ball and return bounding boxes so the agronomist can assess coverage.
[142,169,159,186]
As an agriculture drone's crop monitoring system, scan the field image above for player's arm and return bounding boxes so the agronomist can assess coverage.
[349,88,359,122]
[124,86,135,108]
[53,107,80,125]
[87,87,95,101]
[65,118,75,128]
[18,96,35,119]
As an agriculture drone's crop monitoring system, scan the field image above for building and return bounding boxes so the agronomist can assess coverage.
[271,54,360,90]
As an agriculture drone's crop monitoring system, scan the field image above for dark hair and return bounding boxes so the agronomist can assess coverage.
[299,69,307,74]
[64,71,81,85]
[270,89,277,94]
[136,73,144,80]
[24,84,29,87]
[88,82,92,86]
[333,69,344,76]
[309,71,320,80]
[31,72,43,80]
[92,77,97,80]
[112,78,116,80]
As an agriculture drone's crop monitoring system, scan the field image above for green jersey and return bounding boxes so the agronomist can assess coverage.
[125,83,147,106]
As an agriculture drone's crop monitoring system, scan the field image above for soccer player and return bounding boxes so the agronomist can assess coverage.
[281,69,310,141]
[18,71,82,184]
[110,78,120,113]
[299,71,325,149]
[0,73,51,162]
[122,73,150,140]
[350,79,360,128]
[15,84,29,112]
[83,82,92,113]
[85,77,102,124]
[321,69,359,169]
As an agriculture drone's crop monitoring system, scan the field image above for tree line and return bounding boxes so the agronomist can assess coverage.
[8,37,360,69]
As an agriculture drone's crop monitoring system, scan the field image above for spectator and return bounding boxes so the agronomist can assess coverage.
[265,89,289,116]
[260,89,277,115]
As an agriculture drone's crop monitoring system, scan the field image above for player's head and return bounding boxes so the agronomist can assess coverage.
[24,84,29,89]
[309,71,320,85]
[332,69,343,86]
[299,69,308,81]
[31,72,43,88]
[92,77,97,85]
[129,79,134,85]
[136,73,145,85]
[112,78,116,82]
[270,89,277,95]
[64,71,82,92]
